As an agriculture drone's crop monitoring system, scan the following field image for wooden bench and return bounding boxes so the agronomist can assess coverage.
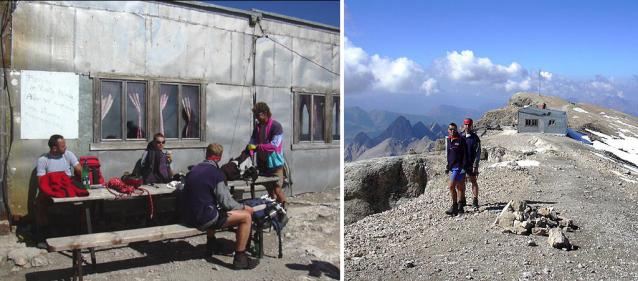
[47,221,275,280]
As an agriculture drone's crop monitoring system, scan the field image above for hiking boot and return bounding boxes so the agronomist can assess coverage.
[233,251,260,270]
[445,203,458,216]
[472,197,479,209]
[458,200,466,214]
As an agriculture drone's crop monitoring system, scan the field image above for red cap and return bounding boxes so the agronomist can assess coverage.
[464,119,473,125]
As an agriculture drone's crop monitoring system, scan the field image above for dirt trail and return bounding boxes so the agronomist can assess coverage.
[346,130,638,280]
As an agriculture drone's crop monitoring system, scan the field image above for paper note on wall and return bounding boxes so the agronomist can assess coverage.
[20,70,79,139]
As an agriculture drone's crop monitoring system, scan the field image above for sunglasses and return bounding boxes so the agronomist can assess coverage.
[253,112,265,118]
[154,140,166,144]
[448,128,457,132]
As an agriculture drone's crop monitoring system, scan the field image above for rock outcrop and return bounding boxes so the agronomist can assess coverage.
[344,155,428,224]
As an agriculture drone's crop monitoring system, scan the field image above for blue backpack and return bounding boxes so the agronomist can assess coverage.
[242,198,289,258]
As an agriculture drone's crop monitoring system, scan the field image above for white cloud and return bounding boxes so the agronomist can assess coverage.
[344,37,374,93]
[420,78,440,96]
[435,50,526,84]
[540,71,553,80]
[344,37,438,95]
[504,77,533,92]
[590,81,614,92]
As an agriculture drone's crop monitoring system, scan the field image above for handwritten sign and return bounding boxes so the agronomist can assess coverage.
[20,71,79,139]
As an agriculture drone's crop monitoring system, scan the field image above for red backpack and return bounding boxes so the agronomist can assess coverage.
[74,156,105,184]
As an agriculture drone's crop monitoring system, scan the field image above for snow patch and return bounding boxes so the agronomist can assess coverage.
[573,116,579,119]
[573,107,588,113]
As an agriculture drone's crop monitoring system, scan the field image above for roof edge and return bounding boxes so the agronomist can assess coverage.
[164,1,339,32]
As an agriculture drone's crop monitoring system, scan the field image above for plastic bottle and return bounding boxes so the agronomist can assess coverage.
[82,159,90,189]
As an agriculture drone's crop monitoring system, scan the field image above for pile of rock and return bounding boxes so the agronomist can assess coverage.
[494,200,576,250]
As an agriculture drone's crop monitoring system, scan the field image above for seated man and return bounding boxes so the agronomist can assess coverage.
[181,143,259,270]
[139,133,174,183]
[35,134,83,230]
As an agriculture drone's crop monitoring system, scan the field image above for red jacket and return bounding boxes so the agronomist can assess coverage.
[39,172,89,198]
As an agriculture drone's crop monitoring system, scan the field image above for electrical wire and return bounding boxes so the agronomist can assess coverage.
[257,21,340,77]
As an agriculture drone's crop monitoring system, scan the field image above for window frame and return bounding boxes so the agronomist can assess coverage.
[91,74,208,151]
[292,87,340,150]
[525,119,539,127]
[548,119,556,127]
[156,82,203,141]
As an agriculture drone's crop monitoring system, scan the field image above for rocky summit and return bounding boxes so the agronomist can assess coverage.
[345,93,638,280]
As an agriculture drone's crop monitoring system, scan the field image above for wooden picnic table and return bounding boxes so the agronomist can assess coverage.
[49,176,280,265]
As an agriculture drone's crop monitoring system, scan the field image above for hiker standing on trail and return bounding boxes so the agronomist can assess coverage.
[246,102,287,209]
[459,118,482,211]
[181,143,260,270]
[445,123,469,216]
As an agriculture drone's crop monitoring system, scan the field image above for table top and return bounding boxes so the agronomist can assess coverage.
[51,176,280,204]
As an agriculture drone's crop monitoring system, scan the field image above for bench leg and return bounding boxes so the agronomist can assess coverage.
[82,204,97,266]
[278,230,283,259]
[72,249,83,281]
[258,228,264,259]
[250,183,255,199]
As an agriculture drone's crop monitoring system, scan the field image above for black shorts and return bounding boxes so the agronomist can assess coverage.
[465,171,478,177]
[199,211,229,231]
[211,211,229,229]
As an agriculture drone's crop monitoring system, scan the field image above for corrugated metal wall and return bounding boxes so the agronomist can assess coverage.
[517,112,567,135]
[6,1,340,217]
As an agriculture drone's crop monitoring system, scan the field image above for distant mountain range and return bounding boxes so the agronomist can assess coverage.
[345,104,486,145]
[344,115,447,162]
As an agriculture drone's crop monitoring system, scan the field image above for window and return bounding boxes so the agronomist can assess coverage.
[293,88,339,148]
[159,83,200,140]
[548,119,556,126]
[93,76,206,149]
[100,80,147,140]
[525,119,538,127]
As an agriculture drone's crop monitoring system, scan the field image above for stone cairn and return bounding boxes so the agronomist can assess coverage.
[494,200,577,250]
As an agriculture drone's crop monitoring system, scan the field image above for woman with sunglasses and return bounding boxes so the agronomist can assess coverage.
[139,133,174,183]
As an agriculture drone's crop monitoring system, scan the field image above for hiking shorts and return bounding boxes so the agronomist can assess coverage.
[463,168,478,177]
[265,169,284,189]
[199,210,229,231]
[451,167,465,182]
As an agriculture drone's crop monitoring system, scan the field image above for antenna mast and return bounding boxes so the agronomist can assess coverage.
[539,68,541,96]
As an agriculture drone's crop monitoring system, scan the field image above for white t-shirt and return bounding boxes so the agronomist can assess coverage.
[36,151,80,178]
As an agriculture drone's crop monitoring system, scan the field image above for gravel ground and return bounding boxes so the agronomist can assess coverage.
[1,188,340,281]
[345,129,638,280]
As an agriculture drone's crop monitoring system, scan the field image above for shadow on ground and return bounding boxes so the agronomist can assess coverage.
[286,260,340,280]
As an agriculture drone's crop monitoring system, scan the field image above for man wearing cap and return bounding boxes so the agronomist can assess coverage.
[460,118,482,211]
[445,123,469,216]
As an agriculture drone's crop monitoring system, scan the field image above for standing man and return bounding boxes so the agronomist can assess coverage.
[459,118,481,211]
[445,123,468,216]
[35,134,83,232]
[247,102,287,209]
[139,133,174,183]
[181,143,259,270]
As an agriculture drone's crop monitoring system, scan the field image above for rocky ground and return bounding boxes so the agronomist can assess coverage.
[345,129,638,280]
[0,188,340,281]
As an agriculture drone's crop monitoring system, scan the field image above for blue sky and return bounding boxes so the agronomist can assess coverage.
[202,1,340,27]
[345,0,638,115]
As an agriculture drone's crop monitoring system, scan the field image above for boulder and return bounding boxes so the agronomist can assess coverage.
[7,248,49,268]
[537,209,551,217]
[344,155,428,224]
[496,211,517,228]
[548,228,571,249]
[532,227,549,236]
[510,200,527,212]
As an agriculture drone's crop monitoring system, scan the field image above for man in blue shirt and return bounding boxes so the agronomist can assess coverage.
[181,143,259,270]
[445,123,468,216]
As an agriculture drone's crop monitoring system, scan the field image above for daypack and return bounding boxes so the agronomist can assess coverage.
[220,149,252,182]
[74,156,105,184]
[242,197,289,258]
